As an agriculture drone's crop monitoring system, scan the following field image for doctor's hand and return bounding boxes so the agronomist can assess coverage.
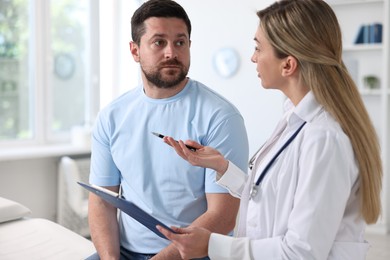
[156,225,211,260]
[163,136,229,175]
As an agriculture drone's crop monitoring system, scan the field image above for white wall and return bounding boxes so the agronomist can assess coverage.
[178,0,284,155]
[0,158,59,220]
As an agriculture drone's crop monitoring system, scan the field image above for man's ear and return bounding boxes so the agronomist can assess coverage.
[130,41,140,62]
[281,56,298,77]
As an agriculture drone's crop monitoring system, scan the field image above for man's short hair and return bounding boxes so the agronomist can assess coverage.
[131,0,192,45]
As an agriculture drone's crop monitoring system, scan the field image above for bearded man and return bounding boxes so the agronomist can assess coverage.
[87,1,249,259]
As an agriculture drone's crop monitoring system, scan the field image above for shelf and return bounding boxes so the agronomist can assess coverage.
[359,89,390,96]
[343,44,383,52]
[360,89,382,96]
[327,0,382,6]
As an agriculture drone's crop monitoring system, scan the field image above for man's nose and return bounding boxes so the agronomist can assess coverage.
[164,43,178,59]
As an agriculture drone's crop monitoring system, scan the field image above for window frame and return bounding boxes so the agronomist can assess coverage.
[0,0,100,147]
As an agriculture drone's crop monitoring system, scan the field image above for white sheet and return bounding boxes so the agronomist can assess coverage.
[0,218,95,260]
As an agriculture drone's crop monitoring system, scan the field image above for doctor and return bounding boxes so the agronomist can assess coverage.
[157,0,382,259]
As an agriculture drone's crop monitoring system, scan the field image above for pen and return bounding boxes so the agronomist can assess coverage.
[91,184,120,198]
[151,132,197,151]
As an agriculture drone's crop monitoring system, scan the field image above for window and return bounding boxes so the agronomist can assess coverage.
[99,0,140,109]
[0,0,99,144]
[0,0,30,141]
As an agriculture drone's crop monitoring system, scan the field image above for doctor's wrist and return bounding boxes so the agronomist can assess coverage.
[216,159,229,177]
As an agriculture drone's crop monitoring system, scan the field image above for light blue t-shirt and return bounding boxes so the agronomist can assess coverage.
[90,79,249,253]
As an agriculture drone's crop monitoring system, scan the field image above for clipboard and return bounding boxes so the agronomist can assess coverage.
[78,182,176,239]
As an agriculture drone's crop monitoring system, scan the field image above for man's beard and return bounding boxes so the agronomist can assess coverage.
[141,59,189,89]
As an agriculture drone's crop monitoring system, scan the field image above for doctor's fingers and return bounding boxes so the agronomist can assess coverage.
[177,140,206,166]
[156,226,193,259]
[165,137,197,162]
[163,137,204,167]
[163,137,189,158]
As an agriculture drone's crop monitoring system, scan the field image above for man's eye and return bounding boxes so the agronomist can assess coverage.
[176,41,185,46]
[154,40,164,46]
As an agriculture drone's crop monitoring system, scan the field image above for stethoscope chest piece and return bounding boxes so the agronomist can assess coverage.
[250,184,258,199]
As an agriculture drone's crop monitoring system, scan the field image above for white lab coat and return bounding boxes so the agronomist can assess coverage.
[209,92,369,260]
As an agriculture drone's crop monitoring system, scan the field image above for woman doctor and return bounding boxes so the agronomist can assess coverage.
[157,0,382,259]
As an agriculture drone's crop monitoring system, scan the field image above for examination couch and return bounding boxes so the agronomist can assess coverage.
[0,197,95,260]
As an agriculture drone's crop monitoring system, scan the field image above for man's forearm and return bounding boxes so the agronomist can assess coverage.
[152,244,182,260]
[188,204,238,235]
[89,193,120,260]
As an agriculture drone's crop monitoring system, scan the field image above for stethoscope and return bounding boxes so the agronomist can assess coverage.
[248,121,307,199]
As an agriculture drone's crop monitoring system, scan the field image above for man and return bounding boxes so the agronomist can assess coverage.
[88,0,249,259]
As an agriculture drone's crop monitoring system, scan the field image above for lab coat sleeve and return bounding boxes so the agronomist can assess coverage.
[209,233,281,260]
[216,161,248,199]
[210,127,360,259]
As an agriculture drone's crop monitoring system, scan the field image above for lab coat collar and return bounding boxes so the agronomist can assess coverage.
[284,91,323,126]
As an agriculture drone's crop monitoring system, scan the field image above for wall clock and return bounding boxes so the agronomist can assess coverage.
[213,47,240,78]
[54,53,75,80]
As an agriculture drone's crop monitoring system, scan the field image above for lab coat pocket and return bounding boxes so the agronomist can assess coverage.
[328,241,369,260]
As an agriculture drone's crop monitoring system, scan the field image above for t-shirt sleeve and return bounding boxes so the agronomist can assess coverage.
[204,113,249,193]
[89,111,121,186]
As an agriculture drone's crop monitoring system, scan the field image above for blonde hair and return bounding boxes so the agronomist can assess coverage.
[258,0,382,223]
